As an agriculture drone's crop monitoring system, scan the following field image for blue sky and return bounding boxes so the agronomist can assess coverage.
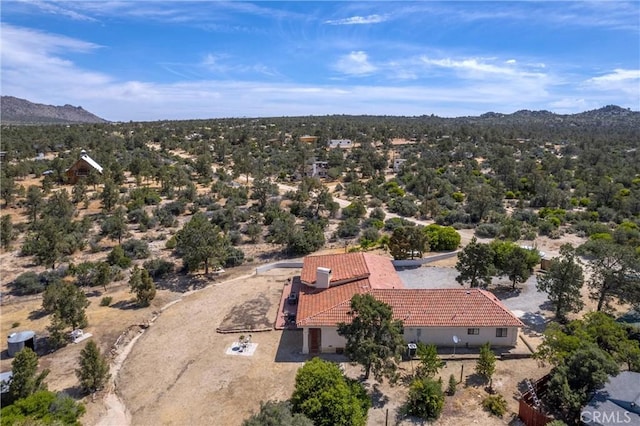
[1,1,639,121]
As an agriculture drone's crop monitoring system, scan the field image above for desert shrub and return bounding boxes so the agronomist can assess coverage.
[165,235,177,249]
[336,218,361,239]
[100,296,112,307]
[384,217,414,231]
[224,247,245,268]
[482,394,507,417]
[475,223,500,238]
[10,271,62,295]
[142,258,175,278]
[10,272,44,295]
[154,207,176,228]
[424,224,461,251]
[228,230,243,246]
[405,377,444,421]
[106,245,132,268]
[447,374,457,395]
[512,209,539,225]
[122,239,150,259]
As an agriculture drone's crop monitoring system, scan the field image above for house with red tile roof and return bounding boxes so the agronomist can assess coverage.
[295,252,524,354]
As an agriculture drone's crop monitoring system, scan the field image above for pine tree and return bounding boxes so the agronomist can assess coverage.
[476,342,496,389]
[129,266,156,307]
[8,347,49,402]
[76,340,110,394]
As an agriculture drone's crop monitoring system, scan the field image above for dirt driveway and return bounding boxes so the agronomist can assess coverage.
[115,269,306,426]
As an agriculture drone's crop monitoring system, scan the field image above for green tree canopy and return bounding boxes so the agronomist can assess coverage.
[580,239,640,311]
[536,244,584,322]
[290,358,370,426]
[405,377,444,421]
[243,401,313,426]
[76,340,110,394]
[7,348,49,403]
[546,345,619,423]
[455,237,495,288]
[475,342,496,387]
[337,294,405,381]
[42,281,89,330]
[176,212,227,274]
[415,343,444,379]
[129,266,157,307]
[1,390,85,426]
[423,224,461,251]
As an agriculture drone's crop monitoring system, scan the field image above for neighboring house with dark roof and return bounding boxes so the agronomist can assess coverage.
[582,371,640,426]
[328,139,353,149]
[65,149,103,184]
[296,253,523,354]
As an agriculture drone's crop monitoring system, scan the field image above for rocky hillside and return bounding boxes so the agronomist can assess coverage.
[1,96,108,125]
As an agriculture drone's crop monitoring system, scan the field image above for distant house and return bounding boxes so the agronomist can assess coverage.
[65,149,103,184]
[295,253,523,354]
[582,371,640,426]
[306,161,329,178]
[393,158,407,172]
[328,139,353,149]
[299,135,319,144]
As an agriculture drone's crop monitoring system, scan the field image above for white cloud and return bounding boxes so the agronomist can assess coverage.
[333,51,377,76]
[324,14,388,25]
[589,69,640,83]
[419,56,545,79]
[584,69,640,99]
[1,24,636,122]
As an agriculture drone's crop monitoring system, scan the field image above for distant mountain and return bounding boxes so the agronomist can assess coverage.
[1,96,108,125]
[462,105,639,128]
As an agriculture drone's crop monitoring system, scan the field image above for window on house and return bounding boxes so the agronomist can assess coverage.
[496,328,508,337]
[467,328,479,335]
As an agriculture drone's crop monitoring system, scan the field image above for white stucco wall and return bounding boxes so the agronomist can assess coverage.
[403,326,519,347]
[302,327,347,354]
[302,326,519,354]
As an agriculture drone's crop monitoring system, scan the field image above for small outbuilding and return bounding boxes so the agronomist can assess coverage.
[7,331,36,357]
[65,149,103,184]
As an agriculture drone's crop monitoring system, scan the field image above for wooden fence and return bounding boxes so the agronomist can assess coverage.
[518,375,554,426]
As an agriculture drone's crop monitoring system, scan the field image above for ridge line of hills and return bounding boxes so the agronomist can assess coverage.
[1,95,637,126]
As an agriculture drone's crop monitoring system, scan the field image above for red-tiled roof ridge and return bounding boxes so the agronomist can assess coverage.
[362,253,405,289]
[301,252,373,286]
[296,279,372,327]
[476,288,524,325]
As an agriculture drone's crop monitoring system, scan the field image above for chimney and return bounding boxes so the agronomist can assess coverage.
[316,267,332,289]
[80,149,87,158]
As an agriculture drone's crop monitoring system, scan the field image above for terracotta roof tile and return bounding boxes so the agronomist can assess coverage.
[300,253,370,285]
[295,253,522,329]
[297,279,371,327]
[362,253,404,289]
[372,289,524,328]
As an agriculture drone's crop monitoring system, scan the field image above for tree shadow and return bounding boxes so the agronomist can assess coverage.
[154,273,209,293]
[520,312,550,333]
[28,309,48,320]
[464,372,488,388]
[369,383,390,408]
[490,284,522,300]
[538,300,554,311]
[110,299,138,310]
[59,384,84,399]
